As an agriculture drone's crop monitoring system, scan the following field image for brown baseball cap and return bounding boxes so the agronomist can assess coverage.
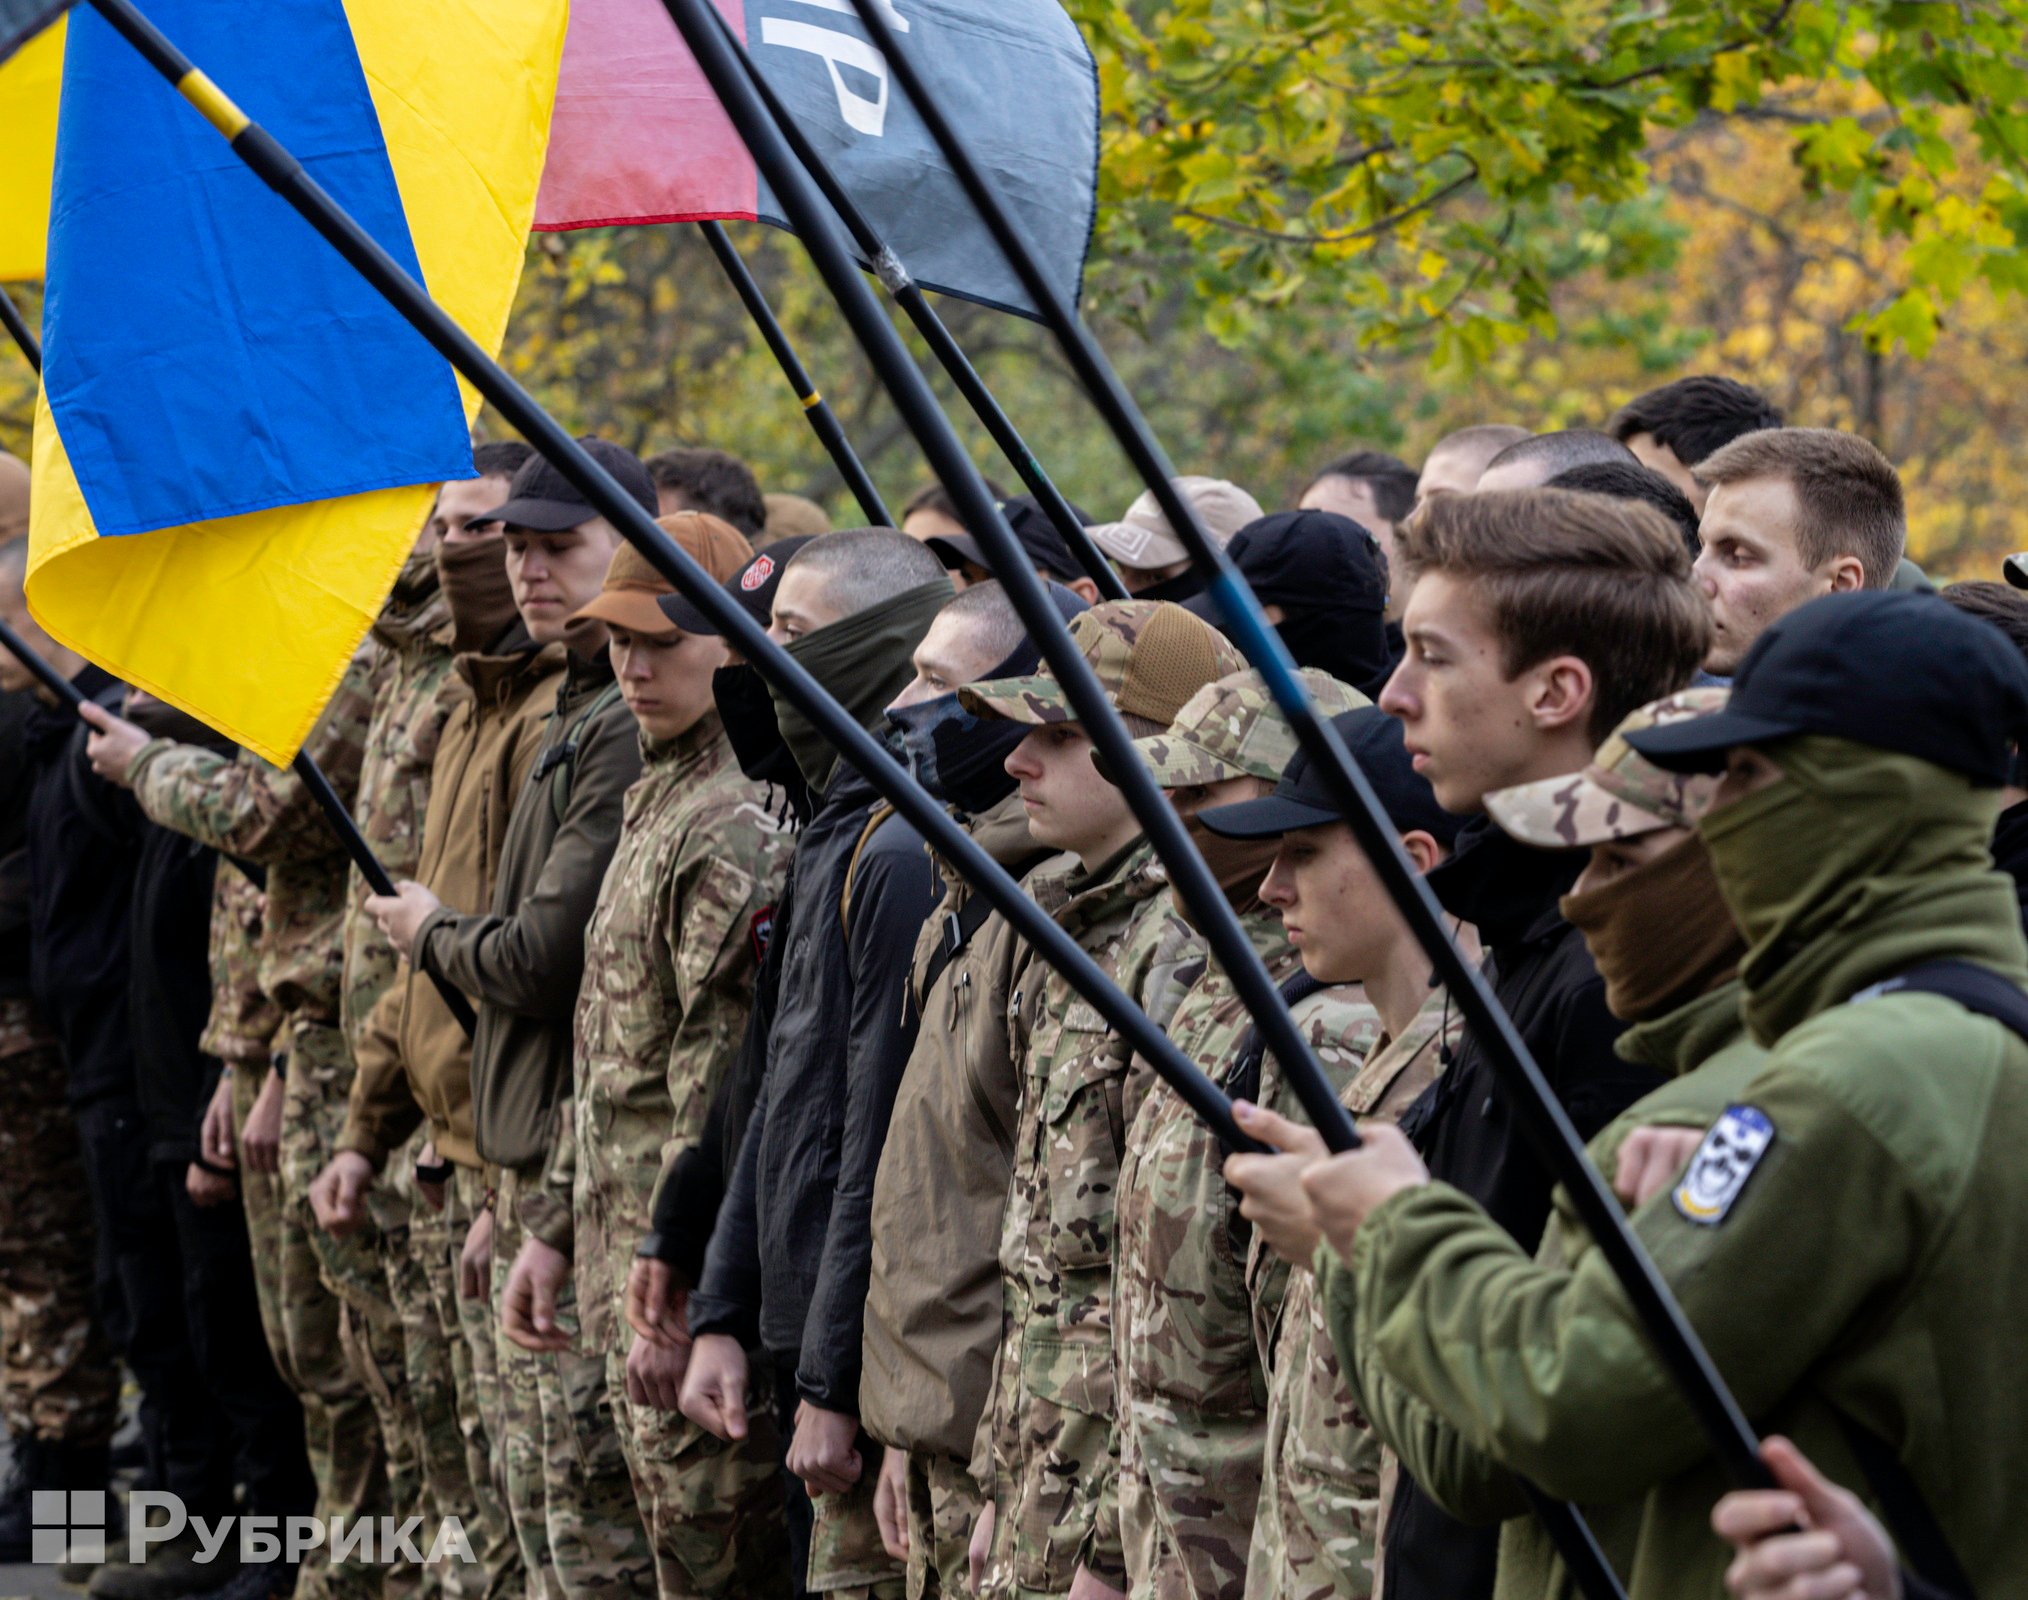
[571,512,755,634]
[958,599,1243,733]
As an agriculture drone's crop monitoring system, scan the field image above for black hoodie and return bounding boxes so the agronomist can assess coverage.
[1380,815,1658,1600]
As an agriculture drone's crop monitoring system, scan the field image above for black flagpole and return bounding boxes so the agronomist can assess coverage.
[655,0,1367,1156]
[702,2,1125,601]
[0,289,38,373]
[82,0,1263,1155]
[695,220,892,527]
[838,0,1775,1505]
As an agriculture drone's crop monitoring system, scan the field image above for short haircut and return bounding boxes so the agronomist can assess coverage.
[1303,449,1419,523]
[785,527,950,619]
[1608,375,1784,465]
[1483,429,1634,484]
[645,447,767,539]
[901,475,1009,531]
[472,441,535,481]
[1942,582,2028,663]
[1547,459,1700,553]
[936,580,1025,664]
[1694,427,1905,587]
[1395,488,1710,742]
[1429,424,1530,466]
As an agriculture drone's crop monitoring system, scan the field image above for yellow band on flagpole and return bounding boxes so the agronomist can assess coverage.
[800,390,822,410]
[176,69,250,138]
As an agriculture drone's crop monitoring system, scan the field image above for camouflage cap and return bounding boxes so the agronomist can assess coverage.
[957,599,1243,729]
[1485,688,1730,848]
[1122,668,1369,789]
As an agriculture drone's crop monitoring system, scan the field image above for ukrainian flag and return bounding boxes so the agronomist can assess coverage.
[24,0,568,762]
[0,13,60,281]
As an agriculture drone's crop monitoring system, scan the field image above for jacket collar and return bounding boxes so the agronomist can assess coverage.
[1428,813,1583,952]
[1615,977,1748,1079]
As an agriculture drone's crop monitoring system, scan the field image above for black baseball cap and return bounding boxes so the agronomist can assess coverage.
[1198,706,1459,845]
[1183,510,1386,625]
[657,534,819,637]
[477,437,657,532]
[1626,590,2028,786]
[925,494,1094,585]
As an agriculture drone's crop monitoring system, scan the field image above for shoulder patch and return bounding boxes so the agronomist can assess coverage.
[1673,1104,1775,1227]
[749,905,776,966]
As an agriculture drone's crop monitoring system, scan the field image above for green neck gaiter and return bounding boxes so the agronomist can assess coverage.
[1697,734,2027,1045]
[771,578,953,794]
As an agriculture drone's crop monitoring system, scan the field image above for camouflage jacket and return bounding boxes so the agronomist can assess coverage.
[976,838,1198,1596]
[129,644,375,1033]
[1244,983,1458,1600]
[201,866,281,1066]
[538,713,788,1342]
[1114,915,1380,1600]
[339,568,454,1055]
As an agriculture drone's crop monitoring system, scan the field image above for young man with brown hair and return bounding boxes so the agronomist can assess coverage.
[1607,373,1785,513]
[1367,487,1710,1600]
[1689,427,1904,674]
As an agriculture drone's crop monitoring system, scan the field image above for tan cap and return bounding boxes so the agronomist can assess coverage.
[571,512,753,633]
[1126,668,1368,788]
[764,492,831,539]
[1486,688,1730,848]
[958,599,1243,731]
[1085,476,1263,571]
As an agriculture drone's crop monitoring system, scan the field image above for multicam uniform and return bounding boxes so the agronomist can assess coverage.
[128,647,397,1600]
[530,711,790,1597]
[340,564,498,1599]
[973,840,1198,1597]
[1245,987,1457,1600]
[1113,931,1380,1600]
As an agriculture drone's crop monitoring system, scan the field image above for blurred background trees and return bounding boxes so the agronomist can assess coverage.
[5,0,2027,573]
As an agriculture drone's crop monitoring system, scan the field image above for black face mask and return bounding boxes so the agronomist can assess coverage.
[883,692,1024,819]
[714,662,810,816]
[1275,603,1393,699]
[1134,568,1207,605]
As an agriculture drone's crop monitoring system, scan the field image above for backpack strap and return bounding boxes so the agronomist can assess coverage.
[532,681,625,826]
[913,849,1053,1010]
[1834,958,2022,1598]
[837,803,898,939]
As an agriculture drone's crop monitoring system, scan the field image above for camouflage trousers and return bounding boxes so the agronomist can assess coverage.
[900,1450,982,1600]
[605,1339,788,1598]
[0,1013,119,1448]
[492,1166,654,1600]
[807,1438,906,1599]
[272,1022,400,1600]
[443,1168,521,1600]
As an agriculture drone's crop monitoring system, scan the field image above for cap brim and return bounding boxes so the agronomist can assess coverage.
[573,589,681,636]
[656,590,758,638]
[956,675,1071,725]
[1483,774,1676,849]
[1114,733,1241,790]
[925,533,989,572]
[1196,793,1340,839]
[487,495,595,533]
[1623,710,1801,773]
[1085,521,1184,571]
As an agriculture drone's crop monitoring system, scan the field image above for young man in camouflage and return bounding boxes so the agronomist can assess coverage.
[1210,708,1466,1598]
[954,600,1240,1600]
[85,643,397,1600]
[860,580,1087,1598]
[1102,667,1371,1600]
[316,471,561,1600]
[510,513,791,1597]
[369,441,656,1600]
[322,447,532,1599]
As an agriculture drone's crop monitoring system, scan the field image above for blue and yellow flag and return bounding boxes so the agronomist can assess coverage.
[0,14,60,280]
[26,0,567,762]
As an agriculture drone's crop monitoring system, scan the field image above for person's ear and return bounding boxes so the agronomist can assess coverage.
[1068,576,1101,606]
[1399,829,1441,874]
[1826,554,1867,594]
[1527,654,1594,734]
